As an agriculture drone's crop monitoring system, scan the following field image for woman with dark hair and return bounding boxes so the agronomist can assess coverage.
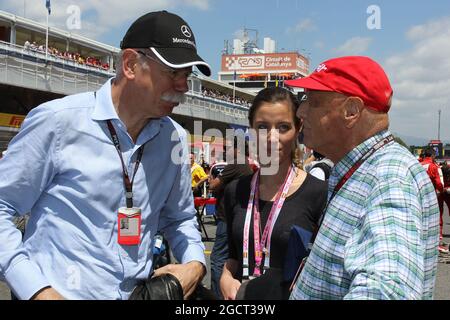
[219,87,327,300]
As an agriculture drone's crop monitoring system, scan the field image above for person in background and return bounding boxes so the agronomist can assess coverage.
[191,153,209,197]
[441,161,450,225]
[437,159,450,253]
[303,151,333,181]
[208,137,253,299]
[200,153,210,175]
[420,148,445,251]
[220,87,327,300]
[286,55,439,300]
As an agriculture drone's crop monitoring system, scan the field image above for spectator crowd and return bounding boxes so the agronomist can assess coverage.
[23,40,111,71]
[201,87,252,108]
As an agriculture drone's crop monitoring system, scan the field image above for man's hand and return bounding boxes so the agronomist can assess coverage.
[153,261,205,299]
[31,287,65,300]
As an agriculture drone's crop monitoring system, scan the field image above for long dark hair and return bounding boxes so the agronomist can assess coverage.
[248,87,302,168]
[248,87,300,128]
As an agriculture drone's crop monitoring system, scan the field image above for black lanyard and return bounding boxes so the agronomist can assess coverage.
[106,120,145,208]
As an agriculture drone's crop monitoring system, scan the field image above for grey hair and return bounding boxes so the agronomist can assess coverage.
[115,50,124,78]
[115,49,150,79]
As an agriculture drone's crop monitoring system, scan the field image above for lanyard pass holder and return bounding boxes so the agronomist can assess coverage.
[118,206,141,246]
[125,191,133,208]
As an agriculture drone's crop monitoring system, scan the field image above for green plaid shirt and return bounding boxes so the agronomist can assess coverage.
[290,130,439,300]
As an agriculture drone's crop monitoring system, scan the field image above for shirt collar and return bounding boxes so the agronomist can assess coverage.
[330,129,392,183]
[91,78,118,121]
[91,78,162,145]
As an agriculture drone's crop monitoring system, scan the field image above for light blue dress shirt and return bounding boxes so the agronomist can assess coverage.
[0,79,205,299]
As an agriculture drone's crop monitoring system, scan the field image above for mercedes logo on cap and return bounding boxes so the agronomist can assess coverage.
[181,25,192,38]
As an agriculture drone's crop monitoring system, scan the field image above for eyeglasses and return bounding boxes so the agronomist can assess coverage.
[136,50,192,81]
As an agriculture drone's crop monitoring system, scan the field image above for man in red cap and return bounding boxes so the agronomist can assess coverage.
[286,56,439,300]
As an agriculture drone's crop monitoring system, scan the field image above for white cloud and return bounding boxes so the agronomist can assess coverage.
[286,18,317,34]
[385,16,450,142]
[314,41,325,49]
[2,0,210,40]
[406,17,450,41]
[181,0,210,10]
[334,36,372,55]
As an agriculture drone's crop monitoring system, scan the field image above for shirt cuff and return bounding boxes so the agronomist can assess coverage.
[181,244,206,267]
[4,258,50,300]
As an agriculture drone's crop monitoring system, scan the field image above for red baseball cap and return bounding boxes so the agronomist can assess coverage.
[285,56,393,113]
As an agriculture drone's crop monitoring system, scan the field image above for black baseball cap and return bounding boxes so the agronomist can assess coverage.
[120,11,211,76]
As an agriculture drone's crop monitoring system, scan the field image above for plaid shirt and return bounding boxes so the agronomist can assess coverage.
[290,130,439,300]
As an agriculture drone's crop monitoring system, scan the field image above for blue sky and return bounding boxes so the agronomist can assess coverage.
[2,0,450,143]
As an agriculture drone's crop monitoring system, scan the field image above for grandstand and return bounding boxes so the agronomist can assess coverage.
[0,10,255,161]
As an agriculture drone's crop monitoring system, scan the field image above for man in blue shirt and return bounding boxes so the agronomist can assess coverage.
[0,11,211,300]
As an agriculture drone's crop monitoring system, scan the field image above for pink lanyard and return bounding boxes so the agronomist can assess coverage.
[242,165,296,279]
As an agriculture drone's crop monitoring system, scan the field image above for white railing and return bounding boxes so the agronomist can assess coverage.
[0,40,115,75]
[0,42,112,95]
[188,91,249,111]
[0,41,249,126]
[180,94,248,126]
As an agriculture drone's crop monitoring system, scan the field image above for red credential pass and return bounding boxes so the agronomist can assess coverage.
[118,207,141,245]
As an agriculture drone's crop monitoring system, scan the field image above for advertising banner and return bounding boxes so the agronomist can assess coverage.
[222,53,309,74]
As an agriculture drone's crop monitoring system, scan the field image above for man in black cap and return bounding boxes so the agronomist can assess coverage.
[0,11,211,299]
